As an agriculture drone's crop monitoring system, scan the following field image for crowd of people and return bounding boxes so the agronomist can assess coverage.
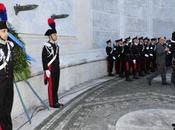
[105,33,175,85]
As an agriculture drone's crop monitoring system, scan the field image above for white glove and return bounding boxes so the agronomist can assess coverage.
[168,51,171,54]
[133,59,136,64]
[45,70,51,78]
[113,56,116,60]
[150,54,153,57]
[145,54,149,57]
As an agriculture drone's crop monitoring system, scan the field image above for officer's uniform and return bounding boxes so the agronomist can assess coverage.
[138,37,145,76]
[123,40,132,81]
[171,55,175,86]
[0,4,14,130]
[131,40,140,79]
[113,39,122,75]
[106,40,114,76]
[117,41,125,77]
[149,38,157,72]
[42,29,62,108]
[144,38,150,74]
[0,39,14,130]
[166,34,175,67]
[170,32,175,86]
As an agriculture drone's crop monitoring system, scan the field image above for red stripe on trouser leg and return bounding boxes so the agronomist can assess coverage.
[44,72,47,81]
[48,66,53,107]
[0,125,2,130]
[125,62,129,71]
[48,77,53,107]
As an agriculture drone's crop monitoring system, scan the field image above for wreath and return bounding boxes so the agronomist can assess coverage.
[9,28,31,81]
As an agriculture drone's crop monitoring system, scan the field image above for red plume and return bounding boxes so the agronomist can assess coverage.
[48,18,55,30]
[0,3,6,12]
[48,18,55,25]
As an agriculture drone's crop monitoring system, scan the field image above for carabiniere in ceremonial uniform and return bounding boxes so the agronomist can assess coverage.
[0,21,14,130]
[42,29,63,108]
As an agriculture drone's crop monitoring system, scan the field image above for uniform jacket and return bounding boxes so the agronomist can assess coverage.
[156,43,166,66]
[42,41,60,71]
[0,39,14,81]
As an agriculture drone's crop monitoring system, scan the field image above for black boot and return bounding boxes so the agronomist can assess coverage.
[133,75,139,79]
[126,77,132,81]
[162,82,170,86]
[139,72,144,76]
[108,73,114,76]
[53,103,64,108]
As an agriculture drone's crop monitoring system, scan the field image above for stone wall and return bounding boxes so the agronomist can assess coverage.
[91,0,120,48]
[92,0,175,48]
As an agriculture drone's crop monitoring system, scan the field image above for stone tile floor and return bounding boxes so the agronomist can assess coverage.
[13,76,115,130]
[35,73,175,130]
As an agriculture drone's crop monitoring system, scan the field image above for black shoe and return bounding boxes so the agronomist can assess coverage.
[162,82,170,86]
[119,74,124,78]
[126,78,132,81]
[147,78,151,86]
[133,76,139,79]
[139,73,144,77]
[145,71,150,74]
[108,74,114,76]
[53,103,64,108]
[151,70,155,72]
[172,123,175,127]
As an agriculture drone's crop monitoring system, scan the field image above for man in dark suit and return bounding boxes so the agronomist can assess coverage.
[147,37,170,85]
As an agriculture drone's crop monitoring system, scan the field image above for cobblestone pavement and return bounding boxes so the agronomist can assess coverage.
[35,75,175,130]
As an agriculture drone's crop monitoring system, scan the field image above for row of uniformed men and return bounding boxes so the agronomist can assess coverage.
[106,36,175,81]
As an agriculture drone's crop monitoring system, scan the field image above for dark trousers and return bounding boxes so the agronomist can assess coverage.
[115,60,120,74]
[48,65,60,107]
[171,63,175,86]
[130,59,139,77]
[0,78,13,130]
[150,56,156,71]
[119,61,124,77]
[107,57,113,75]
[139,58,145,75]
[145,57,150,73]
[149,64,167,83]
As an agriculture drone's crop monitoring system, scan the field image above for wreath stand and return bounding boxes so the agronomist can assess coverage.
[14,80,49,124]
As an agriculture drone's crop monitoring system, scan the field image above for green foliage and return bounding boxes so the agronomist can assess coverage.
[9,29,31,81]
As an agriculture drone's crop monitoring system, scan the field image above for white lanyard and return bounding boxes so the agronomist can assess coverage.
[47,46,58,67]
[0,43,11,70]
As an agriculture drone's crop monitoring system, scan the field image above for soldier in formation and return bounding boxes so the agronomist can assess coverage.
[105,33,175,84]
